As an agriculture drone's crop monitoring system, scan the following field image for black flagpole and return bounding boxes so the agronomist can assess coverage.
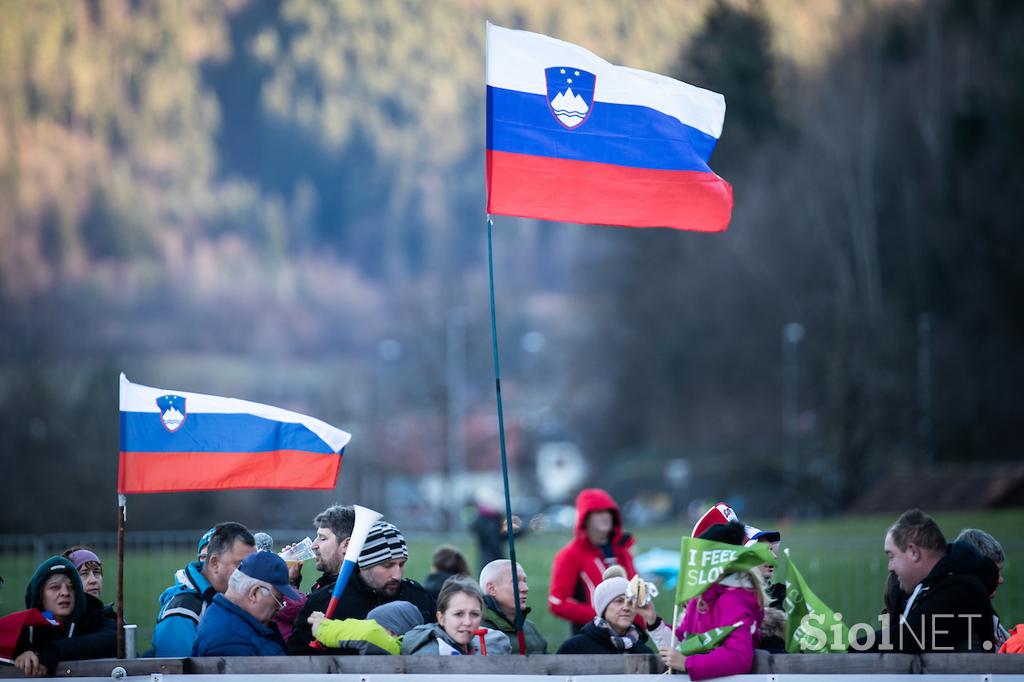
[486,215,526,654]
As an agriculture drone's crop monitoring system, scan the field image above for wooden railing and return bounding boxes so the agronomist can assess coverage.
[2,651,1023,678]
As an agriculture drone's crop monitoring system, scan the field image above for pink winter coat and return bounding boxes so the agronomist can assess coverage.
[674,575,764,681]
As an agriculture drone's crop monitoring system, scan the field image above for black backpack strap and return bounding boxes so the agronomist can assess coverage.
[158,591,205,624]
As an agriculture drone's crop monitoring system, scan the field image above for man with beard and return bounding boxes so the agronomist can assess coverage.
[288,514,434,653]
[287,504,355,654]
[342,521,435,622]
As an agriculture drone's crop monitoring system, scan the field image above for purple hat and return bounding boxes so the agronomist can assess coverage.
[67,549,101,570]
[238,551,301,600]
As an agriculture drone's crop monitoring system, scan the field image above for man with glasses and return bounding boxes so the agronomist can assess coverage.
[193,552,300,656]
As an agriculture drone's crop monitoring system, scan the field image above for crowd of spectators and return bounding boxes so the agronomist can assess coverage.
[3,490,1017,677]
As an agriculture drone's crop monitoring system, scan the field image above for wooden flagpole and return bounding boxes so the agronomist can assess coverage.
[116,494,126,659]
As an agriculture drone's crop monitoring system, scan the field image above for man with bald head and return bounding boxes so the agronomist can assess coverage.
[479,559,547,654]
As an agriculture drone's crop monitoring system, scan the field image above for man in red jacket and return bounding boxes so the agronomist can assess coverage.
[548,488,636,633]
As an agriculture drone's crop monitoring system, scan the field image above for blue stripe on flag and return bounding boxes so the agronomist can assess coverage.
[120,412,336,454]
[486,86,719,172]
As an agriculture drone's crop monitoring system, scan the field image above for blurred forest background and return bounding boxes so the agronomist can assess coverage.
[2,0,1022,533]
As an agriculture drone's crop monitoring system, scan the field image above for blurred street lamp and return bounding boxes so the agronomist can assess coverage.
[917,313,932,466]
[446,308,468,533]
[781,322,804,494]
[781,322,804,437]
[665,458,690,517]
[370,338,403,515]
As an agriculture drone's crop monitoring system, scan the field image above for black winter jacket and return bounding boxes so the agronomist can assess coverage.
[556,621,652,655]
[288,571,435,654]
[864,541,997,653]
[16,556,117,671]
[422,570,455,607]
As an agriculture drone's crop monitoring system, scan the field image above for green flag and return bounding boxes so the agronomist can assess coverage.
[781,549,849,653]
[676,622,742,656]
[676,537,774,604]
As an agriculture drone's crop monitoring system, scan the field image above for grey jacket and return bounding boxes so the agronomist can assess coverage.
[400,623,511,655]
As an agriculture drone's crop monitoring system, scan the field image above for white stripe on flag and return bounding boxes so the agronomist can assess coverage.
[486,22,725,139]
[119,373,351,452]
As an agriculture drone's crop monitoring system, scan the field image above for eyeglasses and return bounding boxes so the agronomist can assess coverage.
[260,586,286,610]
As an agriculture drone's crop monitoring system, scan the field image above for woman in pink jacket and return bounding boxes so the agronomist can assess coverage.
[660,521,766,680]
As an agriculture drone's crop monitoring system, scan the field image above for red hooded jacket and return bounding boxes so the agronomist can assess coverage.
[548,488,637,626]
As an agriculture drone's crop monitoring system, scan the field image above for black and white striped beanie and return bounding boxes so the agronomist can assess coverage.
[358,521,408,570]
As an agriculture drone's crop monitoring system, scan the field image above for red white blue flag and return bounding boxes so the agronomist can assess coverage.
[486,23,733,231]
[118,374,350,494]
[0,609,58,662]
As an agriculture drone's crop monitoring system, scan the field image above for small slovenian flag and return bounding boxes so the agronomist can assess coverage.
[486,23,733,231]
[0,609,59,662]
[118,374,350,494]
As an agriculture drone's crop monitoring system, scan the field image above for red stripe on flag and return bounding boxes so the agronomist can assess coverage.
[486,150,733,231]
[118,450,342,494]
[0,609,56,661]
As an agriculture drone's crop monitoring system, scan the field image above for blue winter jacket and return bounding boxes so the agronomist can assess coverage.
[152,561,215,657]
[192,594,287,657]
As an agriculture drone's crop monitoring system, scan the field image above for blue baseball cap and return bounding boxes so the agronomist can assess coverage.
[197,527,216,557]
[238,551,301,601]
[744,525,782,546]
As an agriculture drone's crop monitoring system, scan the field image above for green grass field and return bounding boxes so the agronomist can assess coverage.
[1,508,1020,653]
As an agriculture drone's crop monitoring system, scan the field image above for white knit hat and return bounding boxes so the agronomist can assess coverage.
[592,576,630,620]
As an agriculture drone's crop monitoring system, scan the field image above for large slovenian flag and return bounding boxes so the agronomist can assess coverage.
[118,374,350,494]
[486,23,732,231]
